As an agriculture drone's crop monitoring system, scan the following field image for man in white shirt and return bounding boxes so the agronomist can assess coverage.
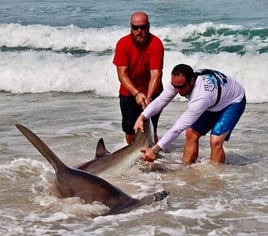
[134,64,246,164]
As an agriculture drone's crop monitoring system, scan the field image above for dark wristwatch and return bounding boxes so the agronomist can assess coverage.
[152,147,160,155]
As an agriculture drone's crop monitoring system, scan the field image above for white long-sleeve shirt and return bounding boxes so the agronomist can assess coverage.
[142,71,245,150]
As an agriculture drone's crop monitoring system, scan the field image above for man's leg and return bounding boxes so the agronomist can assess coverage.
[210,96,246,163]
[183,128,201,164]
[210,132,229,163]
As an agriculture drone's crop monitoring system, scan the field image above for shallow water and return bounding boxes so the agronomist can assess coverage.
[1,0,268,234]
[1,92,267,235]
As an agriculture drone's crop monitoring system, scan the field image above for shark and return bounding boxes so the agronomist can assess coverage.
[15,123,168,215]
[74,119,154,176]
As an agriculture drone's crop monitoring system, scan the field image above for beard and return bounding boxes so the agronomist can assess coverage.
[131,31,151,46]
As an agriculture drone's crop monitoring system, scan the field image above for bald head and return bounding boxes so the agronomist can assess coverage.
[130,11,149,25]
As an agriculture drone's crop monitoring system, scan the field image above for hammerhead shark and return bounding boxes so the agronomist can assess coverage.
[15,123,168,215]
[75,119,154,176]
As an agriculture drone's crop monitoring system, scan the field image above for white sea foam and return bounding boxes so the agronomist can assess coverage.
[0,23,267,102]
[0,49,267,103]
[0,23,125,52]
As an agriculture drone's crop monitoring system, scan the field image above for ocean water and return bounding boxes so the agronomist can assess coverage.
[0,0,268,235]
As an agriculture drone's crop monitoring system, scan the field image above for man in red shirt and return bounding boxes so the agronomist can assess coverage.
[113,11,164,144]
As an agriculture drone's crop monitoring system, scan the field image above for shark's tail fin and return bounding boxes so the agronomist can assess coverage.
[16,124,67,173]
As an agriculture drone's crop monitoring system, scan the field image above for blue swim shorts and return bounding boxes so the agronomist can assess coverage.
[191,96,246,141]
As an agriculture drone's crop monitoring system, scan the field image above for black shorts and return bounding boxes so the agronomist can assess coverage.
[119,94,161,135]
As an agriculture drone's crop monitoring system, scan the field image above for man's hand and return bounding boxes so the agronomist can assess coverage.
[144,97,152,107]
[134,115,145,133]
[141,147,157,162]
[135,92,147,110]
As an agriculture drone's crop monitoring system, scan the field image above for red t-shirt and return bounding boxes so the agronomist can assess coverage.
[113,33,164,96]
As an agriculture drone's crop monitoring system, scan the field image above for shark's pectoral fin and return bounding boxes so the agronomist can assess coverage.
[95,138,110,158]
[108,190,169,215]
[138,190,169,206]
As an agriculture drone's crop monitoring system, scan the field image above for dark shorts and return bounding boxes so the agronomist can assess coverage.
[191,96,246,141]
[119,94,161,135]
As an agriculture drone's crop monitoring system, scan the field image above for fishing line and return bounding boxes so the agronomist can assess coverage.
[156,158,184,165]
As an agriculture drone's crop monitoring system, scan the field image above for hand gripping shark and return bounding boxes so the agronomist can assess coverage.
[15,123,169,215]
[74,119,154,176]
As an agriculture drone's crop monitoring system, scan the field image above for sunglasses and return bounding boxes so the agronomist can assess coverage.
[171,82,187,89]
[131,23,148,31]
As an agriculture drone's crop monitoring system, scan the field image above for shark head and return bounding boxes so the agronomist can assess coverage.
[75,119,154,176]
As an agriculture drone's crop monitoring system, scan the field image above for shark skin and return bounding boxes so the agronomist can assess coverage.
[75,119,154,176]
[15,123,168,215]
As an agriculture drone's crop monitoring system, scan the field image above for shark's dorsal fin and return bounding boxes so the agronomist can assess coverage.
[95,138,110,158]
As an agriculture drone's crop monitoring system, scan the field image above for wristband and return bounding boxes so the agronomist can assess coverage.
[134,91,140,98]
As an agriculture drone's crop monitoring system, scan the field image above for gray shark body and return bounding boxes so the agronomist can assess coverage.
[16,123,168,215]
